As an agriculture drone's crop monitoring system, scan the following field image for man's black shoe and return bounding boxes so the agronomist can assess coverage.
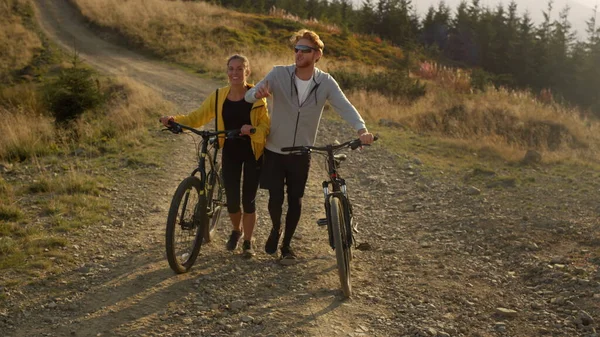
[264,228,281,255]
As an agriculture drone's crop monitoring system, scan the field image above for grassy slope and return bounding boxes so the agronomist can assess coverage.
[69,0,600,164]
[0,0,42,81]
[68,0,401,79]
[0,0,173,282]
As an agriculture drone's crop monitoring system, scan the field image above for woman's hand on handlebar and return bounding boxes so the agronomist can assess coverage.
[159,116,174,127]
[240,124,255,136]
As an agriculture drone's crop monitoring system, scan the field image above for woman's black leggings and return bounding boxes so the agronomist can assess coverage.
[221,141,261,214]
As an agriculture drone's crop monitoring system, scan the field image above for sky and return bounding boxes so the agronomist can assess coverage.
[349,0,599,40]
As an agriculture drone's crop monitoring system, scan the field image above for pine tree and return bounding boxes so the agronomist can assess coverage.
[358,0,377,35]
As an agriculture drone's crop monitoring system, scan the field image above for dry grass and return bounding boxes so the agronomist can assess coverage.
[268,6,341,34]
[0,0,41,78]
[73,0,235,30]
[348,86,600,162]
[73,76,173,146]
[70,0,384,78]
[415,61,472,93]
[0,82,46,112]
[0,106,56,161]
[0,75,173,162]
[72,0,249,66]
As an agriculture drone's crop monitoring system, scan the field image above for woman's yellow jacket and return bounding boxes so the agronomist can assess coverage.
[173,85,269,160]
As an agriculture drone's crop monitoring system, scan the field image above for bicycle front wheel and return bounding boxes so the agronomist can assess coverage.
[165,176,207,274]
[330,196,352,297]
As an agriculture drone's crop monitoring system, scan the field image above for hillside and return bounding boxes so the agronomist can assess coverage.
[0,1,599,337]
[68,0,600,164]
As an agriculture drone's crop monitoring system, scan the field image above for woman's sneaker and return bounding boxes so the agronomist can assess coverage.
[242,240,255,258]
[279,246,297,265]
[226,230,242,251]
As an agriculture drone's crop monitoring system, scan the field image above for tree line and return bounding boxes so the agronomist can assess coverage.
[204,0,600,117]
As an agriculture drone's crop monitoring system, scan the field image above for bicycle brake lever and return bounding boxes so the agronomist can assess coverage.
[350,140,362,150]
[162,125,182,134]
[226,130,239,139]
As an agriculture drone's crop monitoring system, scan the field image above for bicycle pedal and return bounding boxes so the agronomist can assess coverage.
[316,218,327,226]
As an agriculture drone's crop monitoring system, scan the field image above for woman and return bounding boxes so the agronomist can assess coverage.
[160,54,269,258]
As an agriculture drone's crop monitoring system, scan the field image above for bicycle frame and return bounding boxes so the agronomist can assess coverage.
[190,135,220,193]
[282,139,364,250]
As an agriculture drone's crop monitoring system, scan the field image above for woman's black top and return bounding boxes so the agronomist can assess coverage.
[222,97,253,153]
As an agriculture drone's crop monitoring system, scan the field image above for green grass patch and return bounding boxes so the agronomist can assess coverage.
[0,249,26,269]
[367,122,600,197]
[0,234,68,271]
[0,237,18,256]
[0,176,10,195]
[46,194,110,232]
[369,124,481,175]
[28,236,67,250]
[1,222,37,238]
[0,222,28,238]
[41,198,67,217]
[27,259,53,270]
[28,177,52,193]
[27,172,103,196]
[122,153,161,168]
[62,174,101,195]
[0,204,23,222]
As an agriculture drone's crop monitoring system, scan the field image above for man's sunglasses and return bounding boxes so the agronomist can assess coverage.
[294,45,319,54]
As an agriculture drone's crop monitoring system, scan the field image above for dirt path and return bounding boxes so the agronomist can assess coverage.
[34,0,212,111]
[2,1,598,337]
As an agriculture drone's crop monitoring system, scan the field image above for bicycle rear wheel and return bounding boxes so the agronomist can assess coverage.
[204,168,225,243]
[165,176,207,274]
[330,196,352,297]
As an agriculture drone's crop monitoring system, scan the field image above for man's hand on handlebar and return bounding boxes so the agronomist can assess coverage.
[357,128,375,145]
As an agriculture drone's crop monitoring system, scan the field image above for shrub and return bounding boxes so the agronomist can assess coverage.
[416,61,472,93]
[43,54,104,125]
[471,68,492,92]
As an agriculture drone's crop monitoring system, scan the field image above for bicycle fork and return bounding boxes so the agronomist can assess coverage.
[320,181,354,250]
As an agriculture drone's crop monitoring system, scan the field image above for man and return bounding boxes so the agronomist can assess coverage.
[245,29,374,264]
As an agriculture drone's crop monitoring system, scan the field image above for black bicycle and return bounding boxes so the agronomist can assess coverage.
[282,137,376,297]
[163,121,253,274]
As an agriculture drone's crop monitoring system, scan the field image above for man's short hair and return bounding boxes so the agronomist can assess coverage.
[290,29,324,52]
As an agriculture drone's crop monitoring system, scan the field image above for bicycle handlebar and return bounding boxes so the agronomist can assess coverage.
[163,120,255,138]
[281,136,378,154]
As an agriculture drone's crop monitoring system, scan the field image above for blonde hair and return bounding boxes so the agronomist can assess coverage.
[290,29,324,52]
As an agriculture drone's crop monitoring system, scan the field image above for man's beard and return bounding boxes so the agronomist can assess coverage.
[296,59,312,68]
